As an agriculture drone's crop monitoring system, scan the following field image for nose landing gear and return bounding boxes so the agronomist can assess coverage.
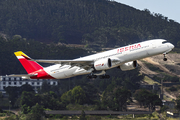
[163,53,167,61]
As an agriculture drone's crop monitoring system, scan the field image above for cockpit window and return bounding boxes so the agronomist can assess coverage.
[162,41,167,44]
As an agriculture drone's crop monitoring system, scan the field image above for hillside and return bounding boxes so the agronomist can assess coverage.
[139,53,180,79]
[0,0,180,47]
[1,0,180,101]
[139,53,180,100]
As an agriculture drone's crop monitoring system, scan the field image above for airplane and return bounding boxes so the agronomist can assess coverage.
[9,39,174,79]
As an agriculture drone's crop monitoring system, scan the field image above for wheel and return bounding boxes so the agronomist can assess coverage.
[105,75,110,79]
[163,58,167,61]
[87,75,92,79]
[93,75,97,78]
[99,75,104,79]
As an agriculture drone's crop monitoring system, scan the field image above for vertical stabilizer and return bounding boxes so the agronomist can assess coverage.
[14,51,43,74]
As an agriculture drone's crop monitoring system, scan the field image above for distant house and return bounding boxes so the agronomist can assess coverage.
[140,84,160,91]
[167,111,179,118]
[163,82,180,87]
[162,100,175,109]
[0,76,58,95]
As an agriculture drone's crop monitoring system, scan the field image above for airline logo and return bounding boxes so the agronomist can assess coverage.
[95,63,104,67]
[14,51,30,59]
[117,44,141,53]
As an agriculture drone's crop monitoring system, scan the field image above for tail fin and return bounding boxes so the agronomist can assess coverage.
[14,51,43,74]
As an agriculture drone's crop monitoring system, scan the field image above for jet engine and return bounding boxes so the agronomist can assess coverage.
[119,61,138,71]
[94,58,112,70]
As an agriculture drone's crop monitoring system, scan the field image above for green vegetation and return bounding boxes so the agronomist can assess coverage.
[1,68,164,119]
[101,87,132,111]
[0,0,180,47]
[0,92,3,113]
[143,76,160,85]
[1,0,180,119]
[144,62,163,73]
[61,86,86,105]
[169,86,178,91]
[0,37,88,75]
[163,75,180,82]
[134,89,162,111]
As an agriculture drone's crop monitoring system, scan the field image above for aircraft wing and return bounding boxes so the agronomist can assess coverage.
[32,59,94,69]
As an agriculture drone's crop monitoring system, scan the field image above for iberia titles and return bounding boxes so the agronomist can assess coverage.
[117,44,141,53]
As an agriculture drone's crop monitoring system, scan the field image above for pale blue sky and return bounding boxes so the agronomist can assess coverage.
[114,0,180,23]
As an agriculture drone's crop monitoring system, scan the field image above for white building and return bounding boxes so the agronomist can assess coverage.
[0,76,58,94]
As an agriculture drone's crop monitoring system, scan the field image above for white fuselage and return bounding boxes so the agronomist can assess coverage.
[43,39,174,79]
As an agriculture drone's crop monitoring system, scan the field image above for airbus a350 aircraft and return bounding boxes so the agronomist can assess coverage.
[10,39,174,79]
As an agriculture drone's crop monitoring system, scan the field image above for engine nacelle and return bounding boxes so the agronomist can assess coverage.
[119,61,138,71]
[94,58,112,71]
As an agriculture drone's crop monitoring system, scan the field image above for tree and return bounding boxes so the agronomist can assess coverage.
[71,86,86,105]
[30,103,45,120]
[4,86,19,107]
[61,90,73,105]
[61,86,86,105]
[113,87,132,111]
[102,87,132,111]
[20,91,35,114]
[79,110,87,120]
[134,89,162,111]
[21,104,31,114]
[0,92,3,100]
[19,84,34,95]
[40,81,51,93]
[82,83,99,104]
[176,96,180,111]
[26,103,45,120]
[0,92,3,113]
[41,91,65,110]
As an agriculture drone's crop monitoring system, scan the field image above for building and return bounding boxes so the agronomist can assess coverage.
[140,83,160,91]
[0,76,58,95]
[167,111,179,118]
[162,100,175,109]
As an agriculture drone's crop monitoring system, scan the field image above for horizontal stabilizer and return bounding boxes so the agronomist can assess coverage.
[8,74,37,79]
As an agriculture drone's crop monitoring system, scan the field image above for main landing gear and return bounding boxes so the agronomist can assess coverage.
[87,75,97,79]
[87,70,110,79]
[87,74,110,79]
[99,75,110,79]
[163,53,167,61]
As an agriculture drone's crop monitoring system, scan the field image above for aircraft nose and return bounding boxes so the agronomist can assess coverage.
[169,43,174,49]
